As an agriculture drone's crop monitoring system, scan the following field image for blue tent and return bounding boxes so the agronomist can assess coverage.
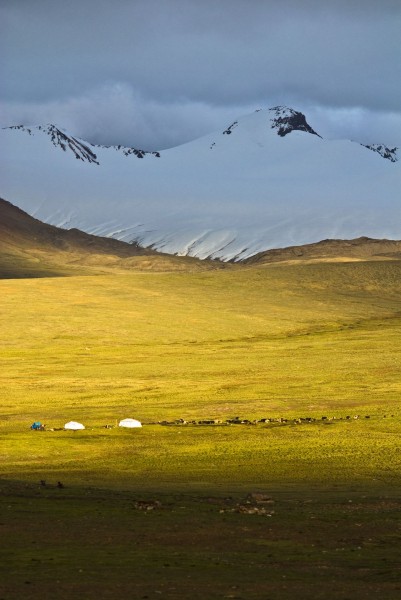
[30,421,42,430]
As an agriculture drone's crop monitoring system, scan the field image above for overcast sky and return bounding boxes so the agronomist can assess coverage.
[1,0,400,150]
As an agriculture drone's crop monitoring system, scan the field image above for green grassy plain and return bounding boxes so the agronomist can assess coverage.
[1,260,401,599]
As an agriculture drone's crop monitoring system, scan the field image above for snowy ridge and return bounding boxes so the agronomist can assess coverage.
[4,124,161,163]
[7,124,100,164]
[1,107,400,261]
[99,144,161,159]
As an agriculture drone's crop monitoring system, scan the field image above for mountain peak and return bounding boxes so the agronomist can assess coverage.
[269,106,321,138]
[220,106,321,139]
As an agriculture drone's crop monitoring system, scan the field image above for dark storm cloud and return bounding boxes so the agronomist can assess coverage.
[1,0,400,148]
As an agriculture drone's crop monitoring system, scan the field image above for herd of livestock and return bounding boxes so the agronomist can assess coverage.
[30,413,394,432]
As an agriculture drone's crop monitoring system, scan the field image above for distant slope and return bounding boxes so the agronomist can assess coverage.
[244,237,401,265]
[1,106,399,260]
[0,198,221,278]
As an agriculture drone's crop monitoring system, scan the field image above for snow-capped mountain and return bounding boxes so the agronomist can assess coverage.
[1,107,399,260]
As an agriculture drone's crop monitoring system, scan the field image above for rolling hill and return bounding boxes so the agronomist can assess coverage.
[0,198,220,277]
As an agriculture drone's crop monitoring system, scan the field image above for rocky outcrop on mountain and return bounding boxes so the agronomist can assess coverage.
[222,121,239,135]
[361,143,398,162]
[111,146,160,158]
[269,106,321,137]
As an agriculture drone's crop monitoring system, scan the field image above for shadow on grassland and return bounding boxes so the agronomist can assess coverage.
[1,477,401,600]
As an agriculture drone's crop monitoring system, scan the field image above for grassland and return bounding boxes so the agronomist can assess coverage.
[1,259,401,598]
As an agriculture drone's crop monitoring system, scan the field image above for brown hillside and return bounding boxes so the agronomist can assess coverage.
[0,198,222,278]
[243,237,401,265]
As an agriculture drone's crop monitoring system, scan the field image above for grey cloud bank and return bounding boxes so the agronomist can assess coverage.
[1,0,401,149]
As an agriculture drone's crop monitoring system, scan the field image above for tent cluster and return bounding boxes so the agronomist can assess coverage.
[31,418,142,431]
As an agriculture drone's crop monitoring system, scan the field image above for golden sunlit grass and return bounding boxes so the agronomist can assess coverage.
[1,260,400,489]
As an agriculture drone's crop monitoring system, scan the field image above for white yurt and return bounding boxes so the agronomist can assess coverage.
[118,418,142,428]
[64,421,85,430]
